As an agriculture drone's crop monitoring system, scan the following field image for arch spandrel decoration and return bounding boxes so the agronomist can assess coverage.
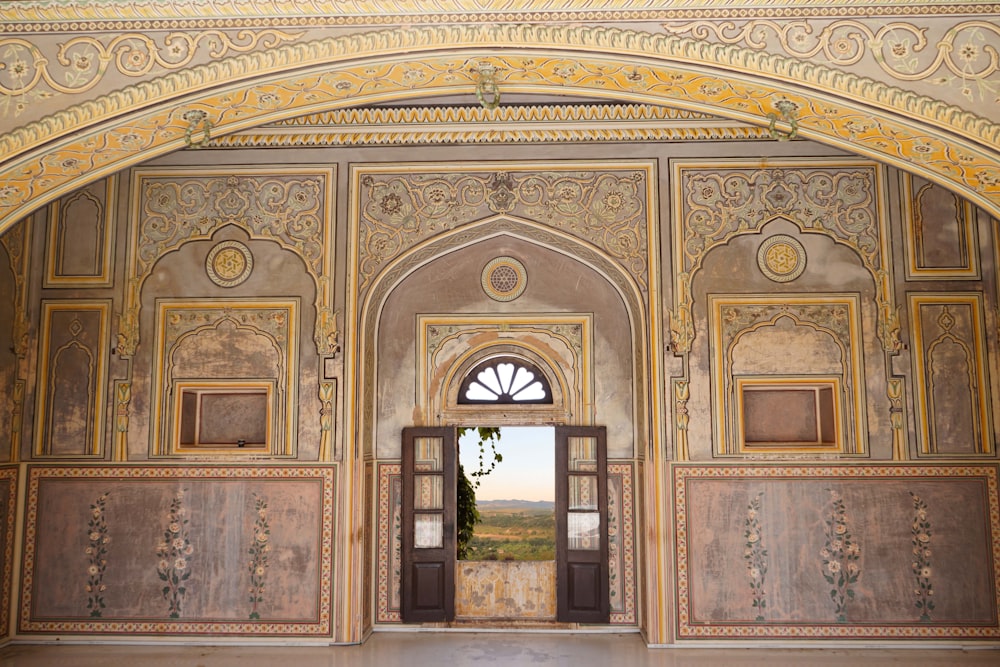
[355,163,651,296]
[117,167,337,357]
[0,24,998,236]
[669,159,900,354]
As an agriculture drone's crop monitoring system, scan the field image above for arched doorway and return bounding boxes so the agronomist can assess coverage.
[361,221,647,629]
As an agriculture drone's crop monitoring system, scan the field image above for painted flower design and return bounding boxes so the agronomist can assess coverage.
[247,494,271,620]
[156,490,192,618]
[743,492,768,621]
[909,492,935,622]
[821,489,861,622]
[85,492,111,617]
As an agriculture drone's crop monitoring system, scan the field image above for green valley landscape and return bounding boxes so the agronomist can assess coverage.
[465,500,556,561]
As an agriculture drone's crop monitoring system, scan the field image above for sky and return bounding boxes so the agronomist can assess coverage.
[458,426,554,501]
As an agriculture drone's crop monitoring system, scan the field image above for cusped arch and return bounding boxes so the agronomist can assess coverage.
[0,24,998,236]
[357,214,648,457]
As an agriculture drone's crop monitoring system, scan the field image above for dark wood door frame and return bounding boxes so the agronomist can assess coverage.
[400,427,456,623]
[555,425,610,623]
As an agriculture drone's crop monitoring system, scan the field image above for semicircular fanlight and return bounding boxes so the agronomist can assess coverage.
[458,357,552,404]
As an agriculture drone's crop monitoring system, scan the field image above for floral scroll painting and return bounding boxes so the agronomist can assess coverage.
[21,467,333,636]
[675,465,998,639]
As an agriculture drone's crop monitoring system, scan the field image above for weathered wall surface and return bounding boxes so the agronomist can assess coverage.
[19,466,335,637]
[0,134,996,643]
[674,464,999,639]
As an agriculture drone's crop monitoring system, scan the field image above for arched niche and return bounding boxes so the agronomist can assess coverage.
[367,225,642,461]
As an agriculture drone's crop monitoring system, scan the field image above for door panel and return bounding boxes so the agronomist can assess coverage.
[401,427,456,622]
[556,425,609,623]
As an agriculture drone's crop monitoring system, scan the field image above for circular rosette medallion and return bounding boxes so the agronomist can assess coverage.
[757,235,806,283]
[481,256,527,302]
[206,240,254,287]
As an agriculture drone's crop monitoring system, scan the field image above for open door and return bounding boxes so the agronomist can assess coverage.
[555,425,609,623]
[401,427,456,623]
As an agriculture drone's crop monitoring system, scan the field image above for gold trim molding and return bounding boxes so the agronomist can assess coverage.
[4,1,999,27]
[0,24,998,236]
[212,104,769,147]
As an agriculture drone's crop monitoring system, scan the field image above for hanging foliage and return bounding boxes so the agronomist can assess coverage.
[456,426,502,560]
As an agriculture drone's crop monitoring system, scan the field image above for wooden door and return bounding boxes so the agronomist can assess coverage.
[555,425,609,623]
[400,427,456,623]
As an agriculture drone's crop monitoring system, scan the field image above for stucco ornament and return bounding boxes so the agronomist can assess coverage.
[206,240,254,287]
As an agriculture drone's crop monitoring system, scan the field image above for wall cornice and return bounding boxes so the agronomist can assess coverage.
[4,1,1000,28]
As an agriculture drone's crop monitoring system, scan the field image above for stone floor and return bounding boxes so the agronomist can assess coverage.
[1,632,998,666]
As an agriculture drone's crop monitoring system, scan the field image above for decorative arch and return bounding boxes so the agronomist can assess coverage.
[118,167,336,357]
[355,215,650,460]
[0,24,998,237]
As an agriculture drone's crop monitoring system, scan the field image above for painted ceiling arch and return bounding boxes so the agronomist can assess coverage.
[0,22,998,236]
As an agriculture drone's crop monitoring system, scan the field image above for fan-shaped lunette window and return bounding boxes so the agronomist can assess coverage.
[458,357,553,404]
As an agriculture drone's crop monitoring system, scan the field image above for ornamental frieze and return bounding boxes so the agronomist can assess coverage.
[356,166,649,294]
[662,19,1000,112]
[0,29,304,119]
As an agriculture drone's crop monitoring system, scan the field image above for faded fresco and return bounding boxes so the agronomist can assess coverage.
[455,561,556,620]
[20,466,335,636]
[675,464,1000,639]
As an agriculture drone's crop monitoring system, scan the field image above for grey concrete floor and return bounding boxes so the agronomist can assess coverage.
[1,633,998,667]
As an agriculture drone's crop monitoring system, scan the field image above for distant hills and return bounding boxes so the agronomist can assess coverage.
[476,499,554,511]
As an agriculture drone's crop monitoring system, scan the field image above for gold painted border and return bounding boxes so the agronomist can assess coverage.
[43,175,117,288]
[150,299,300,459]
[4,1,998,27]
[902,173,982,281]
[0,24,998,240]
[672,462,1000,639]
[709,294,867,458]
[32,300,111,459]
[908,292,994,456]
[17,464,336,636]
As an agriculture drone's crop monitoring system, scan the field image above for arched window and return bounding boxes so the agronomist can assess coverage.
[457,356,552,404]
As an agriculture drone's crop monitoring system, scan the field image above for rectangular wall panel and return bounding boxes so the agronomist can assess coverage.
[909,293,993,455]
[19,465,335,637]
[44,176,117,288]
[903,174,980,280]
[33,301,111,458]
[673,464,1000,640]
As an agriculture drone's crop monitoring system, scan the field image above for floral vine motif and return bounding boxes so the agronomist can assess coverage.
[910,492,935,622]
[0,30,304,117]
[85,492,111,617]
[156,490,193,619]
[820,489,861,622]
[743,492,768,621]
[662,19,1000,104]
[248,493,271,620]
